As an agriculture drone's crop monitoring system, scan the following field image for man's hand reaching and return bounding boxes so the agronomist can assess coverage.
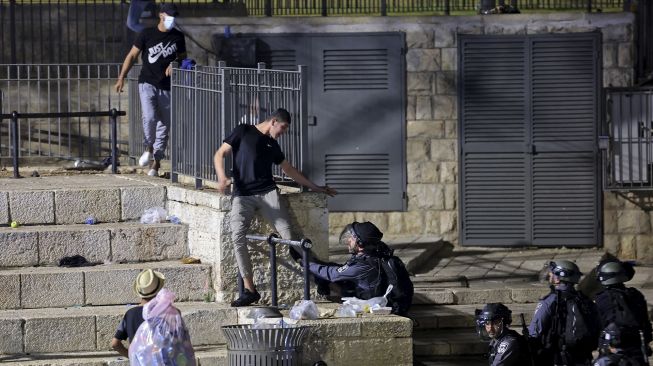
[317,185,337,197]
[217,178,231,194]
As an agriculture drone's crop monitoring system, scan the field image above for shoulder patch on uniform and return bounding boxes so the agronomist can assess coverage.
[337,264,349,273]
[497,341,508,354]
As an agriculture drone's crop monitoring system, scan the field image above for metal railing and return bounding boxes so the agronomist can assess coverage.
[149,62,306,188]
[0,0,627,63]
[601,88,653,190]
[243,233,313,306]
[1,109,125,178]
[0,64,127,164]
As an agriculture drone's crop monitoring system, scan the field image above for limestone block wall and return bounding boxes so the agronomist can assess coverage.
[181,12,639,256]
[167,185,329,304]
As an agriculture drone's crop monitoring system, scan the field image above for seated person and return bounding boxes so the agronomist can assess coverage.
[111,269,165,357]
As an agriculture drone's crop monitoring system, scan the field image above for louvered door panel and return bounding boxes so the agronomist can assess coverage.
[460,36,529,245]
[463,153,528,243]
[323,49,388,90]
[460,33,600,247]
[258,49,298,71]
[325,154,390,194]
[530,35,599,246]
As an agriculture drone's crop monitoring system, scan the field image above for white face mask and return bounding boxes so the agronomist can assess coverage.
[163,15,175,30]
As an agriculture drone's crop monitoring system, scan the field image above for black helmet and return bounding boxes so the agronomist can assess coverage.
[597,260,632,286]
[475,303,512,340]
[549,260,582,284]
[599,322,640,350]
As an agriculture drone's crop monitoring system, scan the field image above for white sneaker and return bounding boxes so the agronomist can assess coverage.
[147,169,158,177]
[139,151,152,167]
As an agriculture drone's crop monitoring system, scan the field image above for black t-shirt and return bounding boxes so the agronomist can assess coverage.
[224,124,285,196]
[114,305,144,342]
[134,27,186,90]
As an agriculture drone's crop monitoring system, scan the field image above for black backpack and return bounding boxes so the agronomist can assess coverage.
[605,288,640,329]
[378,255,414,316]
[551,290,599,351]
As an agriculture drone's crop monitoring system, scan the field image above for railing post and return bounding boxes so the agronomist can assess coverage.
[11,111,20,178]
[9,0,17,64]
[110,108,118,174]
[321,0,327,16]
[171,62,179,183]
[587,0,592,12]
[444,0,450,15]
[300,239,312,300]
[267,233,280,307]
[265,0,272,16]
[381,0,387,16]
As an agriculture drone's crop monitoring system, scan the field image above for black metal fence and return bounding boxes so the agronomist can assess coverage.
[601,88,653,190]
[0,0,628,64]
[635,0,652,84]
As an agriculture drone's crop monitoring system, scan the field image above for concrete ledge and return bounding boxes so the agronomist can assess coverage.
[0,302,412,365]
[413,329,487,357]
[0,223,188,267]
[55,189,121,224]
[0,261,211,310]
[9,191,55,225]
[0,347,227,365]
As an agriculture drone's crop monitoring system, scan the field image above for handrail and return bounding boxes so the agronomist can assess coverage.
[0,109,126,178]
[244,233,313,307]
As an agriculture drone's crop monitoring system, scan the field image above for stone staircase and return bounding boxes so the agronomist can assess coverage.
[392,244,608,365]
[0,175,236,364]
[0,174,415,366]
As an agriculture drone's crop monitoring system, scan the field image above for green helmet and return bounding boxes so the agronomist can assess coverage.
[597,261,629,285]
[549,260,582,284]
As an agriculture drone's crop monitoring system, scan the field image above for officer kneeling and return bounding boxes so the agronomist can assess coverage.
[593,322,647,366]
[475,303,531,366]
[293,221,413,316]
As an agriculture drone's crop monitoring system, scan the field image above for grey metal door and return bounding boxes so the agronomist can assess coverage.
[254,33,406,212]
[459,33,601,247]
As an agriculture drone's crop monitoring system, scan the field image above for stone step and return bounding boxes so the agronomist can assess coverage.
[413,284,549,305]
[0,222,188,267]
[0,346,228,365]
[414,355,488,366]
[0,302,237,354]
[0,260,212,310]
[0,174,167,225]
[413,329,491,357]
[410,303,537,332]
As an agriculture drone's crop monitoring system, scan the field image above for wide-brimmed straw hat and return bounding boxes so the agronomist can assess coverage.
[133,269,165,299]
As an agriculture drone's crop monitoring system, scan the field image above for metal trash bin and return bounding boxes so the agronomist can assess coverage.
[221,324,311,366]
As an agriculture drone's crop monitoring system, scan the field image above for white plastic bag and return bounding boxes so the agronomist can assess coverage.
[289,300,319,320]
[140,207,167,224]
[128,289,196,366]
[342,285,393,313]
[336,304,357,318]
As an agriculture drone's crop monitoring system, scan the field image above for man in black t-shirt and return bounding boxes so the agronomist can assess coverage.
[214,108,337,307]
[115,3,186,177]
[110,269,165,357]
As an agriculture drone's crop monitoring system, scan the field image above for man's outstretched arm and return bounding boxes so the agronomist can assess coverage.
[279,160,337,196]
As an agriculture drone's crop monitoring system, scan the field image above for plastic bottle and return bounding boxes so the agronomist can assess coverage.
[85,216,97,225]
[168,215,181,224]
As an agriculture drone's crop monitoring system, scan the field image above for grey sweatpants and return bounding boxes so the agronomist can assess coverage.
[230,189,293,279]
[139,82,170,160]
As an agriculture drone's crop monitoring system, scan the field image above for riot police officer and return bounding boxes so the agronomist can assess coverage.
[594,260,651,363]
[528,260,600,366]
[592,323,646,366]
[303,221,386,300]
[475,303,530,366]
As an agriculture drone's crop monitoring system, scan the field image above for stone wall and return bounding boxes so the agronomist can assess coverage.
[167,185,329,303]
[180,12,643,258]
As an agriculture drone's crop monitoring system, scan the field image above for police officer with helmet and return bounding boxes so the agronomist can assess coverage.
[593,323,645,366]
[528,259,599,366]
[301,221,386,300]
[475,303,530,366]
[594,260,651,364]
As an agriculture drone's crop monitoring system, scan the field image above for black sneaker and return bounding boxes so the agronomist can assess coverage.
[230,289,261,307]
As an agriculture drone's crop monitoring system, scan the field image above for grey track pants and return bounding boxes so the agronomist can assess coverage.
[139,82,170,160]
[230,189,293,279]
